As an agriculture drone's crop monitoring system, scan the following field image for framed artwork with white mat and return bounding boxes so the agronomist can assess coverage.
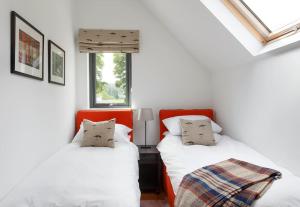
[48,40,65,86]
[11,11,44,80]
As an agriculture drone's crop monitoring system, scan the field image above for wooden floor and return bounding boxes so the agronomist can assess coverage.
[140,193,169,207]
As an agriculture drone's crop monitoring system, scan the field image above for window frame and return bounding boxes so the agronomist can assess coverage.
[89,53,132,108]
[224,0,300,44]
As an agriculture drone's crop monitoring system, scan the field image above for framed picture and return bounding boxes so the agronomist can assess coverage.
[11,11,44,80]
[48,40,65,86]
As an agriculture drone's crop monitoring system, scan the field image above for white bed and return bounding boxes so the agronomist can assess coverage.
[0,141,140,207]
[158,133,300,207]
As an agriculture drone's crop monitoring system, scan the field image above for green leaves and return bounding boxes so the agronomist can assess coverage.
[95,53,127,104]
[113,53,126,92]
[95,53,106,94]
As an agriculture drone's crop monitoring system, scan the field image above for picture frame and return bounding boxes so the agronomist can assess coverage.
[48,40,65,86]
[11,11,44,80]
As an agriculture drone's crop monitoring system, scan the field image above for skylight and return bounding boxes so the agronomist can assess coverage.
[226,0,300,43]
[243,0,300,32]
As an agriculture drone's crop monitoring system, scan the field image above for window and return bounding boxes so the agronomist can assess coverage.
[89,53,131,108]
[225,0,300,44]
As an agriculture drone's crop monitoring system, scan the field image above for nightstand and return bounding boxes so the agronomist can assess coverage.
[138,145,162,193]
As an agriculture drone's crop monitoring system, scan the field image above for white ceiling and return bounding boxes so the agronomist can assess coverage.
[141,0,254,71]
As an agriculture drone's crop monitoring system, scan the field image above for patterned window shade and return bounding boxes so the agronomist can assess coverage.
[79,29,139,53]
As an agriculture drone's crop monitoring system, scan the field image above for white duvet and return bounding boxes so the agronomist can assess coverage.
[157,133,300,207]
[0,142,140,207]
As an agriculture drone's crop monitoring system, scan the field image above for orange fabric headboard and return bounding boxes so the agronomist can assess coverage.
[159,109,214,140]
[76,109,133,141]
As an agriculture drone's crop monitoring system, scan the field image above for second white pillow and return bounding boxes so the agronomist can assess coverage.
[162,115,222,136]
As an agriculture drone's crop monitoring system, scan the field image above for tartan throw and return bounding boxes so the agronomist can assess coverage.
[175,158,281,207]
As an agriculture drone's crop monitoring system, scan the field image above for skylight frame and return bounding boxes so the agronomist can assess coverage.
[225,0,300,44]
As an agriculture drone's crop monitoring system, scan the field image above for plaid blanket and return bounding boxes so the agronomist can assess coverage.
[175,158,281,207]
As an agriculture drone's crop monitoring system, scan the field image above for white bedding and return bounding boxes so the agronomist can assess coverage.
[0,142,140,207]
[157,133,300,207]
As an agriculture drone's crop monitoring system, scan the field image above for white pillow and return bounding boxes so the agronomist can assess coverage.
[162,115,222,135]
[72,124,84,143]
[72,123,132,143]
[162,131,223,144]
[114,123,132,142]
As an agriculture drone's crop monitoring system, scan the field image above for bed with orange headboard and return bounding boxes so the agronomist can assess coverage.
[1,109,141,207]
[159,109,300,207]
[159,109,214,207]
[76,109,133,141]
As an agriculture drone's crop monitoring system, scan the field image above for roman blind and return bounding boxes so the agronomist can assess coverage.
[79,29,139,53]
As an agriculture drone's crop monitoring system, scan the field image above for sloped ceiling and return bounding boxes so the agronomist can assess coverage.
[141,0,254,71]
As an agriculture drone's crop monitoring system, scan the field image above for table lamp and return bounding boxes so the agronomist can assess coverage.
[138,108,154,149]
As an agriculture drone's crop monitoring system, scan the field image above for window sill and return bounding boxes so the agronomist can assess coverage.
[89,107,132,110]
[257,32,300,55]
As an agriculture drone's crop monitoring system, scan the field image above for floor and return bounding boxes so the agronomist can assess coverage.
[140,193,169,207]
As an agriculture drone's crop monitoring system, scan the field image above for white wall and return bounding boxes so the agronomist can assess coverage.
[212,45,300,176]
[74,0,213,145]
[0,0,76,199]
[141,0,253,71]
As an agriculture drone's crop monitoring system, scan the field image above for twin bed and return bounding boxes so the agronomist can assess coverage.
[1,109,300,207]
[158,109,300,207]
[0,110,140,207]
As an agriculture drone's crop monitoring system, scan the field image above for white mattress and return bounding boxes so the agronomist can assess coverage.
[0,142,140,207]
[157,133,300,207]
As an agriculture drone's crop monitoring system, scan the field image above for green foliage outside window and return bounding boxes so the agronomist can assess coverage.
[113,53,126,92]
[95,53,128,105]
[95,53,105,94]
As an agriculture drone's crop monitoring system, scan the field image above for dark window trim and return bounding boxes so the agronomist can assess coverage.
[89,53,132,108]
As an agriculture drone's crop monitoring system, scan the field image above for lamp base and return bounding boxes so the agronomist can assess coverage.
[140,145,152,149]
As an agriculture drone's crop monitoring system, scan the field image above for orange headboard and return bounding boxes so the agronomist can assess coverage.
[159,109,214,140]
[76,109,133,141]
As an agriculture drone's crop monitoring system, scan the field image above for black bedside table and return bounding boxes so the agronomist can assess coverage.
[138,145,162,193]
